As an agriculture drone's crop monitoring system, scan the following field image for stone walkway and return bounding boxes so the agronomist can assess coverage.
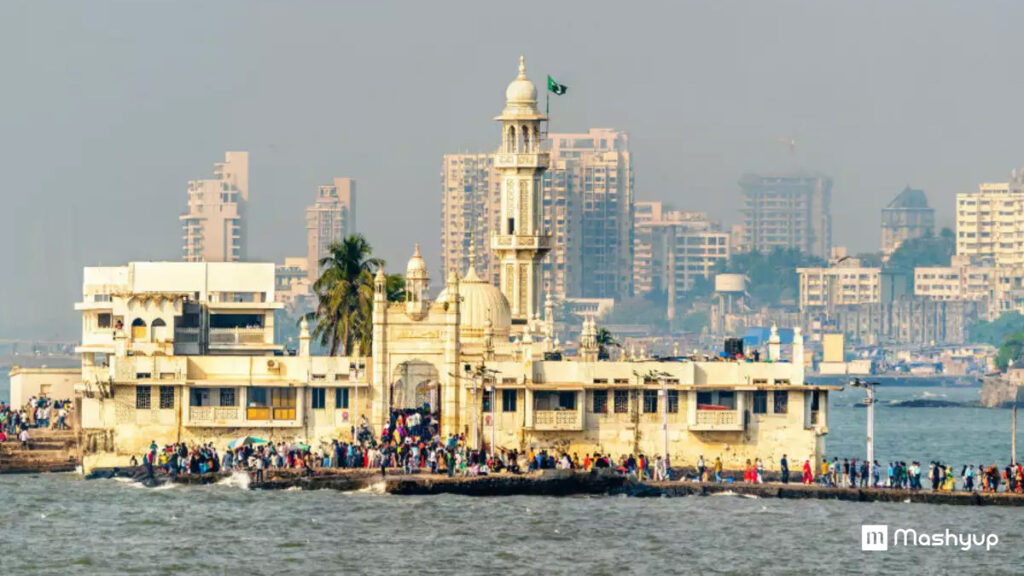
[0,428,79,474]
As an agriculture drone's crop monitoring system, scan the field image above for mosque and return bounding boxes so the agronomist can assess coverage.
[66,57,835,472]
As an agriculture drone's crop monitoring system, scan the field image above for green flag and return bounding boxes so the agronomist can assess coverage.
[547,75,567,96]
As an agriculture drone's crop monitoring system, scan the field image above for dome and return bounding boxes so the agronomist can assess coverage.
[505,56,537,103]
[500,56,539,117]
[437,267,511,339]
[406,243,428,279]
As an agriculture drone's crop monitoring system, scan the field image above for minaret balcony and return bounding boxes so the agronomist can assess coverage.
[492,235,553,252]
[494,152,550,170]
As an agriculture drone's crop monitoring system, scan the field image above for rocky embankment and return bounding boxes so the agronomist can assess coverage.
[0,429,79,474]
[980,375,1023,408]
[83,467,1024,506]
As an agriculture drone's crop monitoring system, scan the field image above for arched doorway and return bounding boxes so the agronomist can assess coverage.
[390,361,440,439]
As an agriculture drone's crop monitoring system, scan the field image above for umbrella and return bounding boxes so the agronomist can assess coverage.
[228,436,268,449]
[296,444,310,451]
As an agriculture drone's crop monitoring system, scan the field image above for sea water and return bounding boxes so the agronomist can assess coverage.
[2,378,1023,573]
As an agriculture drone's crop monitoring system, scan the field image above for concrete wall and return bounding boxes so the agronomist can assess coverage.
[8,368,80,407]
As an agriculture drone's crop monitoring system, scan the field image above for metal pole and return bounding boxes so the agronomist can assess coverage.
[1013,404,1017,465]
[866,386,874,467]
[472,380,479,451]
[660,377,669,470]
[489,384,496,459]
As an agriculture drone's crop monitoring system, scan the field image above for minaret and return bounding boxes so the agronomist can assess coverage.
[492,55,551,323]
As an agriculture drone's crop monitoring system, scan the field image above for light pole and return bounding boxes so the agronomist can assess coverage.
[851,379,878,467]
[487,383,496,459]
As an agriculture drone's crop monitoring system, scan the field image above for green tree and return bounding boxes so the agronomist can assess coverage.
[996,331,1024,371]
[885,227,955,272]
[721,248,825,308]
[596,327,619,360]
[971,311,1024,346]
[307,234,383,356]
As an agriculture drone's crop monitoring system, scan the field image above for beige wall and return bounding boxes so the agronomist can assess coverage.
[9,368,80,407]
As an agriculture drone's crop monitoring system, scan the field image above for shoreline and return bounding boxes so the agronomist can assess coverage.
[81,467,1024,506]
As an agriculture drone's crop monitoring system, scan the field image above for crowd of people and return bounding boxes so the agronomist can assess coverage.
[0,396,73,447]
[124,402,1024,495]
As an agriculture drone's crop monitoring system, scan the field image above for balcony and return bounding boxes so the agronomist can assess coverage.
[532,410,583,431]
[188,406,241,426]
[209,327,270,346]
[491,235,553,252]
[690,409,744,431]
[493,152,550,170]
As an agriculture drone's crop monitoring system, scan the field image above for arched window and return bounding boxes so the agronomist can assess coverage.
[131,318,148,341]
[151,318,168,342]
[507,126,516,153]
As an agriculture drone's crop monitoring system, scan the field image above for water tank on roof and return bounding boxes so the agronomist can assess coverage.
[715,274,746,293]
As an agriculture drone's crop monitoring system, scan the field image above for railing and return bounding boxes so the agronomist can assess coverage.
[491,235,553,251]
[533,410,583,431]
[209,327,268,345]
[493,152,550,169]
[188,406,240,424]
[691,410,743,431]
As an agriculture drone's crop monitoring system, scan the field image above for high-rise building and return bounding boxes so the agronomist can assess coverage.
[633,201,730,317]
[440,154,500,284]
[306,177,357,282]
[544,128,633,300]
[739,173,832,258]
[881,186,934,258]
[797,260,881,312]
[955,182,1024,267]
[181,151,249,262]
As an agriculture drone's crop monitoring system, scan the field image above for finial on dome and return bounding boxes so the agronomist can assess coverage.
[468,236,477,270]
[414,243,421,257]
[518,55,526,78]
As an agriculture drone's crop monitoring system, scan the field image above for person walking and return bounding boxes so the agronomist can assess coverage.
[780,454,789,484]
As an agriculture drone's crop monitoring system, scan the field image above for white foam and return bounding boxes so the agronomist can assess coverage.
[353,481,387,495]
[215,470,252,490]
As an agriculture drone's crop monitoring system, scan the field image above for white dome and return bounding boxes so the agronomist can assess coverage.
[504,55,537,104]
[406,243,428,279]
[437,267,511,338]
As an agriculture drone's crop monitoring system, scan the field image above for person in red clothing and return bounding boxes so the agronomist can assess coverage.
[802,460,813,485]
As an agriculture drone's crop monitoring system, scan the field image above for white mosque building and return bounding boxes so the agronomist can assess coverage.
[65,57,834,472]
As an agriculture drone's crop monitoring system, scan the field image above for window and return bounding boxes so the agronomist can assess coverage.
[311,387,326,410]
[336,388,350,409]
[697,391,712,406]
[136,386,151,410]
[718,391,736,410]
[613,390,629,413]
[220,388,236,407]
[558,391,576,410]
[159,386,174,409]
[643,390,658,414]
[774,391,789,414]
[97,313,112,329]
[753,391,768,414]
[667,390,679,413]
[502,389,517,412]
[592,390,608,413]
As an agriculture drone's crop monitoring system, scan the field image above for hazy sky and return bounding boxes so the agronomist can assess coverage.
[2,1,1023,339]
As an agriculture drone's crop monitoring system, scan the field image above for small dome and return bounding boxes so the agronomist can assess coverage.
[502,56,538,113]
[437,267,511,339]
[406,244,428,279]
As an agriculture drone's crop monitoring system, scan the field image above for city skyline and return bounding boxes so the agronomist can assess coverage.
[5,1,1024,338]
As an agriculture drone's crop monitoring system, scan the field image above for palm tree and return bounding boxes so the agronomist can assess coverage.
[308,235,383,356]
[596,327,619,360]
